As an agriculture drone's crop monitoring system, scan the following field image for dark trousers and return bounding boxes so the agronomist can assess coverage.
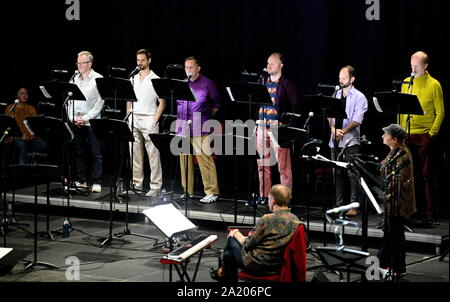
[406,134,432,218]
[378,215,406,274]
[331,145,360,206]
[13,138,48,165]
[222,237,245,282]
[73,126,102,184]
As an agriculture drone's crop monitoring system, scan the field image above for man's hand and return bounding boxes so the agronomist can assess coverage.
[332,128,345,141]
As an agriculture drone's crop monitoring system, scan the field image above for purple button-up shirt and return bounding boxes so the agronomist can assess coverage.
[176,74,221,137]
[328,86,368,148]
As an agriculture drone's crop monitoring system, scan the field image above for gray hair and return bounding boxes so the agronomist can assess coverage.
[78,51,94,62]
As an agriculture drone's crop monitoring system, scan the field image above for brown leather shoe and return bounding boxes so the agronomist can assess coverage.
[345,209,358,217]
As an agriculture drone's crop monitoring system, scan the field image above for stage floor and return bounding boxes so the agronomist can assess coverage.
[5,183,449,253]
[1,183,448,285]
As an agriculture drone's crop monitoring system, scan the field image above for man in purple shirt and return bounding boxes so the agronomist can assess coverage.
[176,56,221,203]
[328,66,368,215]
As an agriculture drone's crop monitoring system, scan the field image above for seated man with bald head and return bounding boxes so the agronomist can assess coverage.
[211,184,301,282]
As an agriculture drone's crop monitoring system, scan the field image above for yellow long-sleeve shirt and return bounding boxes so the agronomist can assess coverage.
[399,71,445,137]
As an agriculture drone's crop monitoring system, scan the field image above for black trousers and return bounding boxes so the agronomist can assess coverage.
[378,215,406,274]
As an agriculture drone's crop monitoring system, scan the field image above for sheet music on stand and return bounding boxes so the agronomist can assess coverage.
[24,116,75,141]
[360,177,383,214]
[142,203,197,238]
[309,154,349,169]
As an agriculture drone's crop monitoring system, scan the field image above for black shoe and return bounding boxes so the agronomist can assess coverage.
[210,267,225,281]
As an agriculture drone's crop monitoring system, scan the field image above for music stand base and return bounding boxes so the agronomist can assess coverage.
[114,228,160,245]
[23,260,59,272]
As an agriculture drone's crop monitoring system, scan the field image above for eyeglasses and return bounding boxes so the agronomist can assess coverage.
[76,61,91,66]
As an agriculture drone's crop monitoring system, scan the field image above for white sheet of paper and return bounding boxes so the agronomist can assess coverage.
[39,86,52,99]
[0,247,13,259]
[143,204,197,238]
[226,87,235,102]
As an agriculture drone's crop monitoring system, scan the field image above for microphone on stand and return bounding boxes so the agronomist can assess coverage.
[408,72,415,90]
[9,99,20,113]
[111,67,126,71]
[187,74,192,83]
[303,112,314,129]
[69,70,80,82]
[360,134,372,145]
[128,66,140,78]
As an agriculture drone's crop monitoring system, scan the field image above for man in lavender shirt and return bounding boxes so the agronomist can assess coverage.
[328,66,368,216]
[176,56,221,203]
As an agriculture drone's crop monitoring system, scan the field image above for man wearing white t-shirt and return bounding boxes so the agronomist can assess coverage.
[127,49,166,197]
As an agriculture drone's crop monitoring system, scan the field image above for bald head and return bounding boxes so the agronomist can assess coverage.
[411,51,429,77]
[269,185,292,207]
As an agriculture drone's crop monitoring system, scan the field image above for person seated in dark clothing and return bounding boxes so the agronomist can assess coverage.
[4,87,48,164]
[211,184,301,282]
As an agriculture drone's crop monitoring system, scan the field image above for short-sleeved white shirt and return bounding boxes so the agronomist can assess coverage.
[131,71,160,115]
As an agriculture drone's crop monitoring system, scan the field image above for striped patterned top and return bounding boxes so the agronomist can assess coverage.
[258,80,279,126]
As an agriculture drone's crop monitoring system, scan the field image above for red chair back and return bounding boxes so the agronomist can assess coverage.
[238,223,307,282]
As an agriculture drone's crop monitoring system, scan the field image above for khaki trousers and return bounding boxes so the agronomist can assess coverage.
[130,114,162,191]
[180,134,219,195]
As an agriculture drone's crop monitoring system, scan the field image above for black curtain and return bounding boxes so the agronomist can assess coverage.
[1,0,448,206]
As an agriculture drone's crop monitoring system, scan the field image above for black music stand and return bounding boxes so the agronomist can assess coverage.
[315,246,370,282]
[26,115,88,239]
[152,78,196,115]
[90,119,133,246]
[152,78,196,218]
[39,81,86,122]
[0,115,31,245]
[97,77,143,199]
[226,82,273,215]
[96,77,136,119]
[9,164,60,272]
[372,91,423,137]
[149,132,181,208]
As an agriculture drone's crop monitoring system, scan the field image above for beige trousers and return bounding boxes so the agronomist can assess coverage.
[180,134,219,195]
[130,114,162,191]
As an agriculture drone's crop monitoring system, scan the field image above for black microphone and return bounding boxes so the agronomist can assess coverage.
[167,64,184,68]
[284,112,302,118]
[111,67,126,71]
[128,66,140,78]
[187,74,192,83]
[360,134,372,145]
[408,72,415,90]
[9,99,19,113]
[303,112,314,129]
[317,83,340,90]
[241,69,258,76]
[69,70,80,82]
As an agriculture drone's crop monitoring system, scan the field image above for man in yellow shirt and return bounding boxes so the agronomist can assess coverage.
[399,51,445,221]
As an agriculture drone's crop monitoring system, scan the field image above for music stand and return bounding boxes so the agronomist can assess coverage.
[315,246,370,282]
[25,115,87,239]
[372,91,423,137]
[152,78,196,115]
[9,164,60,271]
[227,82,273,213]
[152,78,196,218]
[95,77,137,119]
[97,77,145,199]
[90,118,135,246]
[39,81,86,122]
[1,115,30,245]
[149,132,182,208]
